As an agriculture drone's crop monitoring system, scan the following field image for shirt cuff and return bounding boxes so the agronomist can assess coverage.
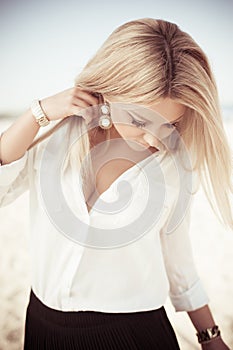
[169,278,210,312]
[0,151,28,186]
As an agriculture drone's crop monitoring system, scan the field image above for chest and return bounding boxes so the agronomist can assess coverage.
[84,154,137,214]
[84,130,158,214]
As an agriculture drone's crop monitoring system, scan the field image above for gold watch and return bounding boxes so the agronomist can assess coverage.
[30,99,50,127]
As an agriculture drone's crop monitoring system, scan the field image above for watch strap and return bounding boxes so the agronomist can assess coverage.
[30,99,50,127]
[196,325,221,344]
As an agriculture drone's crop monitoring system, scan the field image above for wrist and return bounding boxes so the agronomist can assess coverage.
[30,99,50,127]
[196,325,221,345]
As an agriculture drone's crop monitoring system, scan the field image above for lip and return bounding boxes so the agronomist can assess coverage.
[137,141,159,151]
[130,139,157,150]
[136,141,150,148]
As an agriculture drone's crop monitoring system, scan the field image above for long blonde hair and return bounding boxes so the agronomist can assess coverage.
[28,17,233,230]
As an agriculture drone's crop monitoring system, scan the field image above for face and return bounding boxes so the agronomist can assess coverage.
[105,97,186,151]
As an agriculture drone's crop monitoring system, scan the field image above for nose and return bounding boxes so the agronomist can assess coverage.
[143,133,159,148]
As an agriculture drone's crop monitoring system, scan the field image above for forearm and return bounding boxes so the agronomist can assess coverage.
[187,305,231,350]
[0,108,40,165]
[187,304,216,332]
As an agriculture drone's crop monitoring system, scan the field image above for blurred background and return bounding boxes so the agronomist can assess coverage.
[0,0,233,349]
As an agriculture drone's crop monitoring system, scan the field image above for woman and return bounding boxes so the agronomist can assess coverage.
[0,18,232,350]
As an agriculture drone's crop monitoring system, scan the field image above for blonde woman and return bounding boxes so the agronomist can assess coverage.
[0,18,232,350]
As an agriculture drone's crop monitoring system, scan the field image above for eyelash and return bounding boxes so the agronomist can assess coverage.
[131,117,146,128]
[165,122,179,128]
[131,117,179,129]
[171,122,180,128]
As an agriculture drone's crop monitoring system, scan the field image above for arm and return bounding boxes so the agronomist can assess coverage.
[0,87,101,207]
[159,198,210,312]
[188,304,216,333]
[0,86,102,165]
[187,305,230,349]
[0,108,40,165]
[0,108,42,207]
[159,196,230,349]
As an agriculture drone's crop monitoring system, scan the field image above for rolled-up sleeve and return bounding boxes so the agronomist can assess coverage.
[159,196,210,312]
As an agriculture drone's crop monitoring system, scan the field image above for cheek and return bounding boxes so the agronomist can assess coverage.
[113,124,140,139]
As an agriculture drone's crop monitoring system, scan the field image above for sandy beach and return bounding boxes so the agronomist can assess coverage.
[0,116,233,350]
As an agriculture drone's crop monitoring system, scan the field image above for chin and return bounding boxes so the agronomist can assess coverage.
[126,140,150,150]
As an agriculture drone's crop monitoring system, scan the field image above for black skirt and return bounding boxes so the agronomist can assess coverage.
[23,288,180,350]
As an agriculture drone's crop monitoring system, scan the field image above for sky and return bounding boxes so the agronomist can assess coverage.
[0,0,233,114]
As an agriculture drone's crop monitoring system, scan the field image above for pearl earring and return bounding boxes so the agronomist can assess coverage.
[98,100,113,129]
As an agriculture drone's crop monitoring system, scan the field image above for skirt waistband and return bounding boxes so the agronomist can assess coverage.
[27,288,165,329]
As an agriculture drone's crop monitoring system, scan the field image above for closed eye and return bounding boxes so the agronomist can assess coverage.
[163,123,175,129]
[164,121,179,129]
[130,116,146,128]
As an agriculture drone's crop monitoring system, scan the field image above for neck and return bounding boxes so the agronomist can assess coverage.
[88,124,121,149]
[109,124,122,140]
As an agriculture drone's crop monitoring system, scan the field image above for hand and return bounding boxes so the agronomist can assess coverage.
[39,86,100,123]
[201,336,231,350]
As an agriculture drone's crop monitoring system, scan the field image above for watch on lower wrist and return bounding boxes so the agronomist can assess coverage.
[30,99,50,127]
[196,325,221,344]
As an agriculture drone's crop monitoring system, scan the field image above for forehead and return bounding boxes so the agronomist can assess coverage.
[144,99,186,122]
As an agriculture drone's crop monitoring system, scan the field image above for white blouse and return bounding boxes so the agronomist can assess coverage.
[0,118,209,312]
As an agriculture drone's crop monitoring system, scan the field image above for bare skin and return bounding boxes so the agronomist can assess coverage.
[0,87,229,349]
[85,124,158,213]
[85,97,185,213]
[85,100,231,349]
[0,87,99,165]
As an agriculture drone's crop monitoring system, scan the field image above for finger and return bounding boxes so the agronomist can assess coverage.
[74,87,100,106]
[72,97,91,109]
[71,99,97,124]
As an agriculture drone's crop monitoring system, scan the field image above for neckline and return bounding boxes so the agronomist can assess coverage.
[81,148,164,217]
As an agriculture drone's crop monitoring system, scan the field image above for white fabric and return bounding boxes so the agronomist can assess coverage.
[0,120,209,312]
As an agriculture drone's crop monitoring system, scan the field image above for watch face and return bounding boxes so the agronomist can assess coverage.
[38,116,50,127]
